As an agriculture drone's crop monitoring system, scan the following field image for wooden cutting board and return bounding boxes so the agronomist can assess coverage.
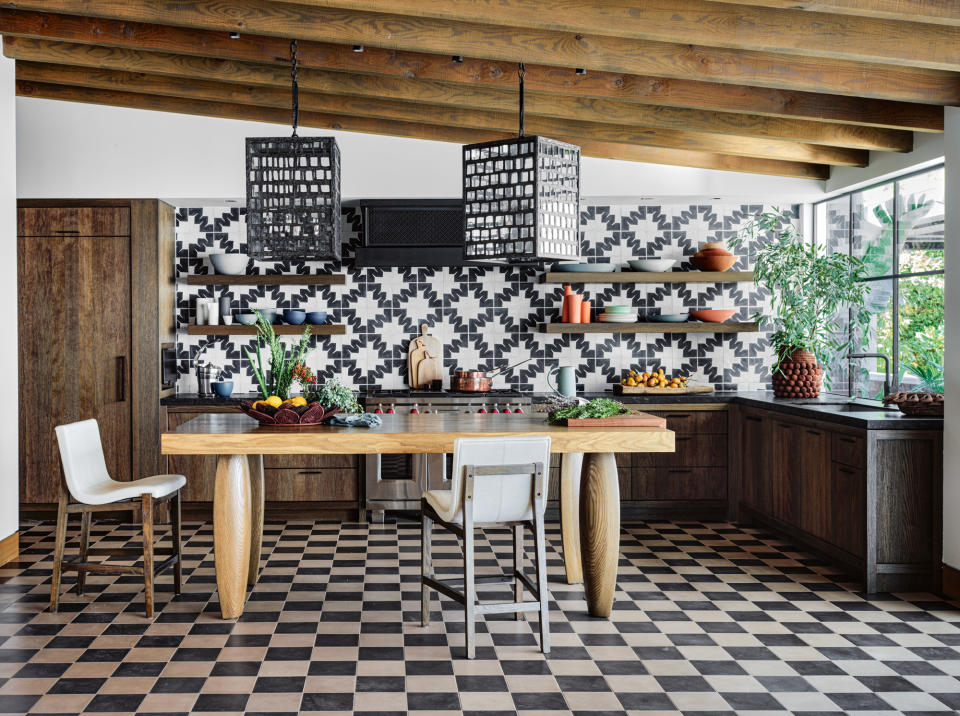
[564,410,667,428]
[615,384,715,395]
[417,352,443,388]
[408,324,443,388]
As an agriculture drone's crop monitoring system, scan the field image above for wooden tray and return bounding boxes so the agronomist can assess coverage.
[564,411,666,428]
[615,384,715,395]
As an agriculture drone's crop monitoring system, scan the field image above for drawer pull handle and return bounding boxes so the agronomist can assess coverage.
[669,414,691,419]
[745,416,762,422]
[675,437,692,442]
[839,437,857,444]
[667,469,692,474]
[838,467,856,475]
[806,429,821,436]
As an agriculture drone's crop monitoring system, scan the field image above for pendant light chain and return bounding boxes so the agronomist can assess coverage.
[517,61,525,137]
[290,39,300,138]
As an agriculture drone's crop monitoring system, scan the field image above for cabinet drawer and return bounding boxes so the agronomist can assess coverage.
[263,468,358,502]
[18,207,130,236]
[634,468,727,501]
[832,432,866,469]
[649,410,727,434]
[633,433,727,468]
[263,454,358,469]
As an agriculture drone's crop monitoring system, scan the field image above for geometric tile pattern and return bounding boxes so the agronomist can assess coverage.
[176,204,795,395]
[3,519,960,715]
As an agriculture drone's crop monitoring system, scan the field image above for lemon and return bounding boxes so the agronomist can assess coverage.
[290,396,308,407]
[265,395,283,408]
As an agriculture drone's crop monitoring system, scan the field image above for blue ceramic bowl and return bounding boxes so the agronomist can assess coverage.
[283,309,306,325]
[211,381,234,398]
[306,311,328,325]
[255,308,277,324]
[236,313,257,326]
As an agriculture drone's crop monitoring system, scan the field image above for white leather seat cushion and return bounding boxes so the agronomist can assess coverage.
[80,474,187,505]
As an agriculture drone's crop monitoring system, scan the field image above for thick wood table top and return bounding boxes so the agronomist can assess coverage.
[161,413,675,455]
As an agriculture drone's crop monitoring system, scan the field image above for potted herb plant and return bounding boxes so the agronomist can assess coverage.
[240,310,358,425]
[731,209,871,398]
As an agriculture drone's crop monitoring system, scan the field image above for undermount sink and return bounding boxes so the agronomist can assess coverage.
[822,403,895,412]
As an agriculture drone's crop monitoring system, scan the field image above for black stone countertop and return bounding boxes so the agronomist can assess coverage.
[164,389,942,430]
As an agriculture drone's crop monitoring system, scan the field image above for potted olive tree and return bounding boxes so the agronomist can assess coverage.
[732,209,870,398]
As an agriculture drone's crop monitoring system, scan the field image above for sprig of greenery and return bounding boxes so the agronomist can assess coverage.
[312,378,362,414]
[730,209,870,386]
[548,398,627,424]
[242,310,312,400]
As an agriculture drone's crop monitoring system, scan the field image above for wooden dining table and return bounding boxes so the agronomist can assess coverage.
[161,412,674,619]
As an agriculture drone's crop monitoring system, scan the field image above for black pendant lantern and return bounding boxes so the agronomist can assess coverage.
[246,40,341,261]
[462,63,581,264]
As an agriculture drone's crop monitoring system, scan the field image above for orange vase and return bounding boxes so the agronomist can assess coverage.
[567,294,582,324]
[580,300,591,324]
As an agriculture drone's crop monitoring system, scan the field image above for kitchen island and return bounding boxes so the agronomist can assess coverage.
[162,412,674,619]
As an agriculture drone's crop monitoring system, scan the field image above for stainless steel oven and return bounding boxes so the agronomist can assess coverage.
[362,390,532,521]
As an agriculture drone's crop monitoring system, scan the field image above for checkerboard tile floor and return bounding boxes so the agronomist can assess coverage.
[2,518,960,715]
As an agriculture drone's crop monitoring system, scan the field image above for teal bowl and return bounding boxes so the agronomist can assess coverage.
[236,313,257,326]
[650,313,689,323]
[283,309,306,325]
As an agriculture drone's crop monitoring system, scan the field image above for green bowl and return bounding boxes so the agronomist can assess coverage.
[603,305,633,314]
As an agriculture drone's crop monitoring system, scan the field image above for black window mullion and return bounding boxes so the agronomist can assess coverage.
[892,178,900,391]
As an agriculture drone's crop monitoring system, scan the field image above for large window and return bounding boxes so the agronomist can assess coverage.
[814,165,945,398]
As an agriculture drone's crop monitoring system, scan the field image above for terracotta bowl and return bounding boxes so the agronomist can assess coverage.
[689,309,736,323]
[696,248,733,257]
[239,401,340,426]
[691,254,737,272]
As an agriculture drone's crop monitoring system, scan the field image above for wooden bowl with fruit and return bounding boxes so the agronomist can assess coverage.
[240,395,340,426]
[615,368,714,394]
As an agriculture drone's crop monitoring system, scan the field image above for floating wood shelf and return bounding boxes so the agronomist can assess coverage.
[186,324,346,336]
[542,271,753,284]
[186,274,345,285]
[544,322,759,334]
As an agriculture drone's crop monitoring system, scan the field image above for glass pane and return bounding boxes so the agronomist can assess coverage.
[849,278,894,399]
[898,168,945,274]
[818,196,850,255]
[852,182,894,278]
[897,274,944,392]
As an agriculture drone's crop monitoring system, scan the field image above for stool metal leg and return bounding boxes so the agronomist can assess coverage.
[533,467,551,655]
[463,471,476,659]
[513,524,525,621]
[421,507,433,626]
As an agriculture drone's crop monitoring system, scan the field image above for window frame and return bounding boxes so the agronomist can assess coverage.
[812,162,945,397]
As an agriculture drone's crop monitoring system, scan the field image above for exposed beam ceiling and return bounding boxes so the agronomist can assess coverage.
[3,40,904,155]
[0,0,952,179]
[0,9,943,132]
[5,0,959,101]
[15,80,830,179]
[272,0,960,70]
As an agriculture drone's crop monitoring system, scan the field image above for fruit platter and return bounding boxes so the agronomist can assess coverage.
[240,395,340,426]
[615,368,714,394]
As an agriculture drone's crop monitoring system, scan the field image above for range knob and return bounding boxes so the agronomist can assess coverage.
[410,403,420,414]
[491,403,500,414]
[513,405,524,414]
[477,406,487,414]
[503,404,512,413]
[386,407,395,414]
[374,403,384,414]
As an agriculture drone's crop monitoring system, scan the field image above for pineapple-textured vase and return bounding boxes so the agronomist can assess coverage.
[771,348,822,398]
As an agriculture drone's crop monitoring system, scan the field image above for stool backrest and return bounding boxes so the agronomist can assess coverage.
[54,419,112,503]
[450,436,551,524]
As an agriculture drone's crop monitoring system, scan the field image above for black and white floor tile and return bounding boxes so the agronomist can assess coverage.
[175,205,790,395]
[2,518,960,715]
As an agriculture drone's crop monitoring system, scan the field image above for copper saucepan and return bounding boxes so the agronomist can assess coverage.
[451,357,534,392]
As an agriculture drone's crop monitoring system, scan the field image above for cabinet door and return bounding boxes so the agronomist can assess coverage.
[828,464,866,557]
[740,411,771,513]
[166,412,216,501]
[19,234,132,502]
[798,425,832,541]
[771,421,802,524]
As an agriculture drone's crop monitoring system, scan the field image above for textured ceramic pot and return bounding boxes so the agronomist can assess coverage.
[771,348,823,398]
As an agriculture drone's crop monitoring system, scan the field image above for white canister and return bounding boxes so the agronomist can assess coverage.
[195,298,208,325]
[207,300,220,326]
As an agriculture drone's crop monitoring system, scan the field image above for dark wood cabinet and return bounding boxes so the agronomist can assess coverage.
[18,200,174,508]
[737,405,941,592]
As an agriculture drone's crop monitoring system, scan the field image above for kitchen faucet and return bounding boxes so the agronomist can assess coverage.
[848,352,891,398]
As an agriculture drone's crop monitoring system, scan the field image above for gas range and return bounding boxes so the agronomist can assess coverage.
[363,389,531,414]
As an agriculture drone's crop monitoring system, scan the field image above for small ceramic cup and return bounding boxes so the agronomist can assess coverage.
[222,315,233,325]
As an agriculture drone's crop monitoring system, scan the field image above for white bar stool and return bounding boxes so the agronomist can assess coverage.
[420,436,551,659]
[52,419,187,617]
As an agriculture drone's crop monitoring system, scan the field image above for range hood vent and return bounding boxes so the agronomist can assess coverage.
[354,199,465,267]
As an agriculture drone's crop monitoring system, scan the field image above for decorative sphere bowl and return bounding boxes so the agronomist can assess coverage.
[240,400,340,426]
[209,253,249,275]
[211,381,234,398]
[236,313,258,326]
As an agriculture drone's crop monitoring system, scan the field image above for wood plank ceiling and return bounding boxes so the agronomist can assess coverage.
[0,1,955,179]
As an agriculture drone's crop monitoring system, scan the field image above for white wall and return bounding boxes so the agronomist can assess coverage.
[0,51,18,541]
[826,130,944,196]
[15,97,826,203]
[942,107,960,570]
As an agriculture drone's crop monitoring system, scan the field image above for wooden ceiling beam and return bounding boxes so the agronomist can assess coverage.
[13,61,868,166]
[272,0,960,71]
[4,1,958,103]
[3,39,905,154]
[0,9,943,132]
[14,80,830,180]
[716,0,960,26]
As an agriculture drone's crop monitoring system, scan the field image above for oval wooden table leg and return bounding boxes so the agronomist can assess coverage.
[248,455,265,586]
[560,452,584,585]
[214,454,251,620]
[579,452,620,618]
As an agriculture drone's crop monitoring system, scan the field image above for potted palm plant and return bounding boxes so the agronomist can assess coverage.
[732,209,871,398]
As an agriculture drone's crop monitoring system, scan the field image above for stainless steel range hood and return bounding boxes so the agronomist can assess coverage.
[352,199,465,267]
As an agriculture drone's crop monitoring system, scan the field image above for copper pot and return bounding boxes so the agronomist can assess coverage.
[451,358,533,392]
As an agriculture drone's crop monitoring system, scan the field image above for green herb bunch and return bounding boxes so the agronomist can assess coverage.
[243,310,311,400]
[312,377,362,414]
[548,397,627,424]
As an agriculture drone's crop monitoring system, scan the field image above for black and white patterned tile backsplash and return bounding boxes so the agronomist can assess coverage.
[175,204,790,394]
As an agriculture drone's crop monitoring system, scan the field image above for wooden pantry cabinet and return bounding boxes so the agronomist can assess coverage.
[18,200,175,509]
